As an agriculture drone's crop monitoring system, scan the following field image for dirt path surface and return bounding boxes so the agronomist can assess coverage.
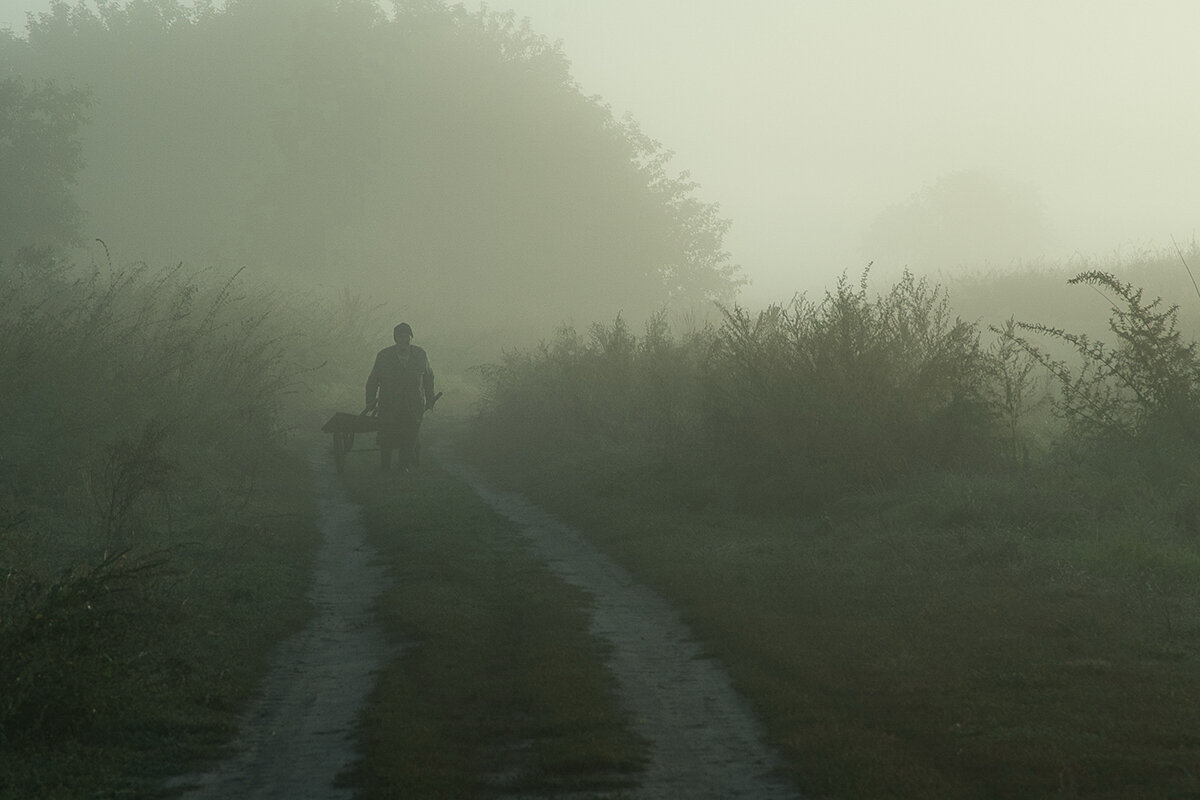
[168,444,801,799]
[436,449,804,800]
[167,449,394,800]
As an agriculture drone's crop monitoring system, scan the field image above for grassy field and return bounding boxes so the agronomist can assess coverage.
[340,447,645,799]
[7,248,1200,798]
[0,448,320,800]
[0,259,359,799]
[463,258,1200,797]
[468,455,1200,799]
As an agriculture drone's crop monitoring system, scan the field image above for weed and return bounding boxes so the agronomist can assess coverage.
[89,418,176,548]
[472,269,1002,513]
[1012,270,1200,443]
[0,251,359,796]
[465,256,1200,797]
[706,269,995,508]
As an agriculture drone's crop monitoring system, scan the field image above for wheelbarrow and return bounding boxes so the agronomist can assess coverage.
[320,408,380,473]
[320,393,442,473]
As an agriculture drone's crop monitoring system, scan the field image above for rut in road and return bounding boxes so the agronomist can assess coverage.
[168,444,800,799]
[168,449,394,800]
[437,450,804,800]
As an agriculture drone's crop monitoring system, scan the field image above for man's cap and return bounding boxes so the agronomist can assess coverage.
[394,322,413,338]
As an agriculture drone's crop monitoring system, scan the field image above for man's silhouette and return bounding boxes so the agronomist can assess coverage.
[365,322,436,472]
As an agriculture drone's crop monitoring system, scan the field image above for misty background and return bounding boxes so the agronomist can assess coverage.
[7,6,1200,795]
[490,0,1200,303]
[2,0,1199,314]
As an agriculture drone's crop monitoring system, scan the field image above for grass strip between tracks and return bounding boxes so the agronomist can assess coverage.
[343,455,645,799]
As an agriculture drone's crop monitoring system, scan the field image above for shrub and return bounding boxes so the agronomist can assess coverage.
[471,271,1006,513]
[1001,269,1200,534]
[0,251,366,760]
[1010,270,1200,443]
[704,270,995,508]
[470,311,713,470]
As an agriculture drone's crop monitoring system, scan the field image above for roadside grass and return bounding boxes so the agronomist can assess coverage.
[0,256,367,799]
[341,449,645,799]
[0,448,320,800]
[478,456,1200,799]
[464,262,1200,796]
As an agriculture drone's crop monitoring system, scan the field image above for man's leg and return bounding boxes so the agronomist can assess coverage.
[398,413,423,472]
[380,447,393,472]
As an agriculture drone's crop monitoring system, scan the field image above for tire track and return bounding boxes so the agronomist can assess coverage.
[167,448,394,800]
[436,449,803,800]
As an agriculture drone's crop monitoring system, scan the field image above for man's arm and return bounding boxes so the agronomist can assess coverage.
[423,359,436,408]
[365,353,381,410]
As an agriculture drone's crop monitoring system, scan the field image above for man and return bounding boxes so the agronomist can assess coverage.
[365,322,436,472]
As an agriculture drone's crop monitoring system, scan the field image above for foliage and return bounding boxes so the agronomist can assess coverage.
[2,0,741,332]
[0,251,364,795]
[980,317,1051,463]
[707,270,994,507]
[472,271,1002,512]
[0,548,166,745]
[0,75,90,259]
[865,169,1055,270]
[464,263,1200,799]
[470,310,711,477]
[1006,270,1200,445]
[0,259,289,502]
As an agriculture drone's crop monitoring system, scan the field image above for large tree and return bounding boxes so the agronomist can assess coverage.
[2,0,741,332]
[864,170,1056,271]
[0,66,90,260]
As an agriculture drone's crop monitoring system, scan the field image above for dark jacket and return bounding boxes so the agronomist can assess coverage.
[366,344,435,418]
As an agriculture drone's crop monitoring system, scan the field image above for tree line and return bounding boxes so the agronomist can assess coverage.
[1,0,741,334]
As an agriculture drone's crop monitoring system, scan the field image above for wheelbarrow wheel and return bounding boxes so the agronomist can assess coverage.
[333,431,349,473]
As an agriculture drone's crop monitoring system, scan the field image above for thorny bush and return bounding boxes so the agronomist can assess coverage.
[1002,269,1200,530]
[472,271,1002,512]
[706,270,993,508]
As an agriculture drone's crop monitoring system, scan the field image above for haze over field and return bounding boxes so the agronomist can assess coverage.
[460,0,1200,299]
[3,0,1198,306]
[8,6,1200,798]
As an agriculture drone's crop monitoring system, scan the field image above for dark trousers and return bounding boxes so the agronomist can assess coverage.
[379,412,422,471]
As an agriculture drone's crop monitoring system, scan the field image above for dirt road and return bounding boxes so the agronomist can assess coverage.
[168,449,395,800]
[438,451,803,800]
[168,445,802,799]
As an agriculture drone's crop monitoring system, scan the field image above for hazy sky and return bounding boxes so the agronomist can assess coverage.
[4,0,1199,301]
[490,0,1200,299]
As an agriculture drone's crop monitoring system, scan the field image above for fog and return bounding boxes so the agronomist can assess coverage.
[490,0,1200,302]
[549,3,1199,283]
[6,7,1200,794]
[3,0,1199,321]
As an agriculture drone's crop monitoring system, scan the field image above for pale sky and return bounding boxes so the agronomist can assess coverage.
[491,0,1200,299]
[4,0,1199,301]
